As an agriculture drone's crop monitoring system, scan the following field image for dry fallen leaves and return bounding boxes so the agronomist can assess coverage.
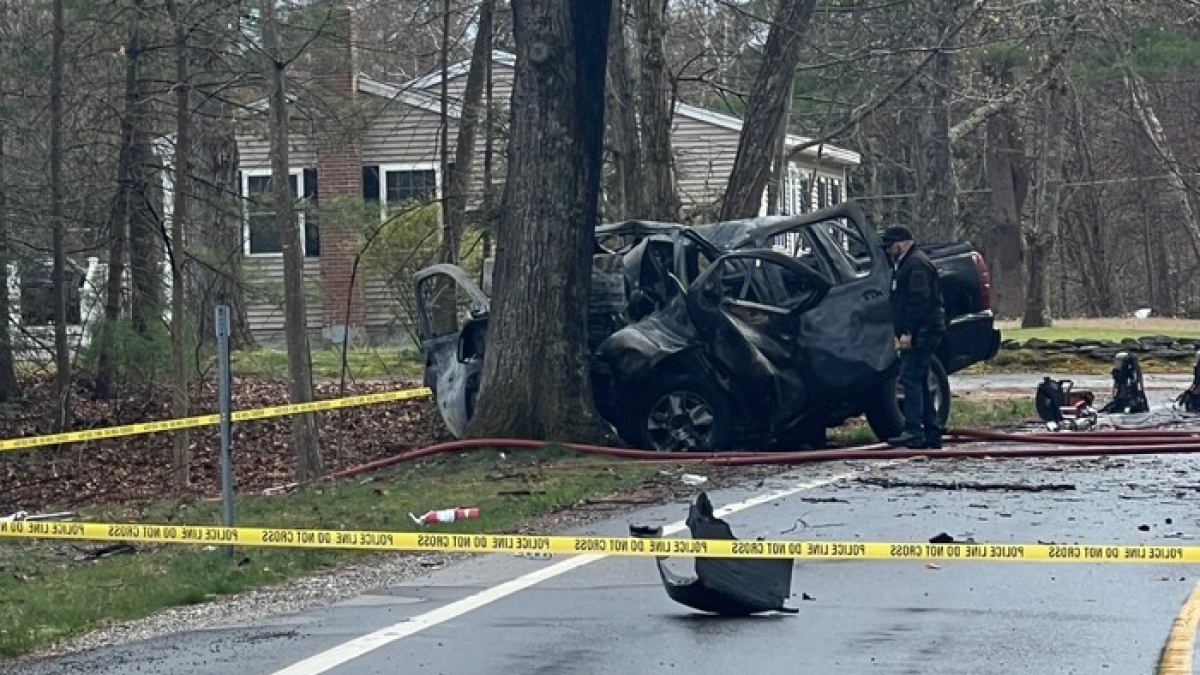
[0,375,454,514]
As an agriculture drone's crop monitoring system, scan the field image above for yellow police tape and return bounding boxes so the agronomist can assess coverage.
[0,520,1196,563]
[0,387,433,453]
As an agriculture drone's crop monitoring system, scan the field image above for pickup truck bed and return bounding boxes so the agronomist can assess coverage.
[924,241,1003,374]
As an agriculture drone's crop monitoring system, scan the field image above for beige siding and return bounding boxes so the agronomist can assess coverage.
[361,102,501,207]
[236,117,318,170]
[242,256,324,343]
[362,105,447,166]
[436,61,516,103]
[670,114,741,211]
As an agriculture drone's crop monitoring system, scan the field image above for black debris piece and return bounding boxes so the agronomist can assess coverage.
[632,492,798,616]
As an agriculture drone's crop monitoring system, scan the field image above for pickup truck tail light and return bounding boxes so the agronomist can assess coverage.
[971,251,993,310]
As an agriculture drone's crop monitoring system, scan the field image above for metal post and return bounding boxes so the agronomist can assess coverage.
[216,304,234,558]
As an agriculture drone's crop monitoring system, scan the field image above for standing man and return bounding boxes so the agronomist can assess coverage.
[881,224,946,449]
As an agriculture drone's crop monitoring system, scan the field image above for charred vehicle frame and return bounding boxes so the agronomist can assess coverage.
[414,203,1001,451]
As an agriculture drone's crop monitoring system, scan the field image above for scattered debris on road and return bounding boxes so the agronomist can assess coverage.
[780,518,808,534]
[854,476,1076,492]
[632,492,798,616]
[929,532,977,544]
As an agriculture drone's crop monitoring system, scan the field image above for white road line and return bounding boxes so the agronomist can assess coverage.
[270,466,883,675]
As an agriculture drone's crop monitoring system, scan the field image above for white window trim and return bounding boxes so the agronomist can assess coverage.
[242,167,309,257]
[378,162,442,222]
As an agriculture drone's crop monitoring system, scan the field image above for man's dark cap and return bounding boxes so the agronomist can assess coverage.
[880,224,915,246]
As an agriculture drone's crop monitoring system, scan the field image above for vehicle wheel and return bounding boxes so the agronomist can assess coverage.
[863,355,951,442]
[621,374,734,452]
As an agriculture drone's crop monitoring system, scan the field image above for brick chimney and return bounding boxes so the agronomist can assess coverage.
[312,3,366,345]
[310,3,359,96]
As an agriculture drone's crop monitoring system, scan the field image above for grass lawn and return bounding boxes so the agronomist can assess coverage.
[829,397,1035,445]
[0,397,1033,659]
[996,318,1200,343]
[958,318,1200,375]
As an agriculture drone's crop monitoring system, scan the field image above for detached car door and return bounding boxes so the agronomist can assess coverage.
[413,264,490,439]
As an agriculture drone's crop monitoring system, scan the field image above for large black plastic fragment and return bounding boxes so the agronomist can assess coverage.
[632,492,798,616]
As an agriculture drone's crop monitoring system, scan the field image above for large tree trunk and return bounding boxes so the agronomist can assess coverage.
[189,107,253,349]
[50,0,70,430]
[980,60,1028,319]
[466,0,614,442]
[633,0,679,221]
[128,126,163,337]
[719,0,817,221]
[1022,64,1068,329]
[0,14,21,403]
[438,0,454,264]
[765,77,794,215]
[0,76,19,402]
[261,0,323,480]
[94,2,142,400]
[444,0,493,256]
[166,0,191,487]
[480,8,495,271]
[604,0,641,219]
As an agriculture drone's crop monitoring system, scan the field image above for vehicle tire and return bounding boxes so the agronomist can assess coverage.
[621,374,734,452]
[863,355,951,442]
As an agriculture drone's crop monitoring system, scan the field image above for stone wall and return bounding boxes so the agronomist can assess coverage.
[1002,335,1200,364]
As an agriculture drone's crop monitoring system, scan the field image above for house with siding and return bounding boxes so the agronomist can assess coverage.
[232,39,860,346]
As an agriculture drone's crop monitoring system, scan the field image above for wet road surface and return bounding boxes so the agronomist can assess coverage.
[10,452,1200,675]
[951,372,1193,396]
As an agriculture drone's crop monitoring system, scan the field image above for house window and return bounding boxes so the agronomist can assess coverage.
[832,179,843,205]
[242,168,318,257]
[374,163,439,220]
[817,177,828,209]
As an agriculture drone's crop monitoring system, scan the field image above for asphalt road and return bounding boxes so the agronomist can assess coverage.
[950,371,1194,394]
[10,452,1200,675]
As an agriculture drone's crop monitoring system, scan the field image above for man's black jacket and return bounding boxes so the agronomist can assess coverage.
[889,245,946,338]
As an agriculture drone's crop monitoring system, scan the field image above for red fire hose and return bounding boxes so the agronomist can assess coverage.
[303,424,1200,488]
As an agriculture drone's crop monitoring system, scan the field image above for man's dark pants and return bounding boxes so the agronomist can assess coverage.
[899,329,943,441]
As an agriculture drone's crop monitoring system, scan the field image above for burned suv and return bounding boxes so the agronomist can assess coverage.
[414,203,1000,451]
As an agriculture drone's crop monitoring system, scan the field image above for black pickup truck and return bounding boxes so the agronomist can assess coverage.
[414,202,1001,451]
